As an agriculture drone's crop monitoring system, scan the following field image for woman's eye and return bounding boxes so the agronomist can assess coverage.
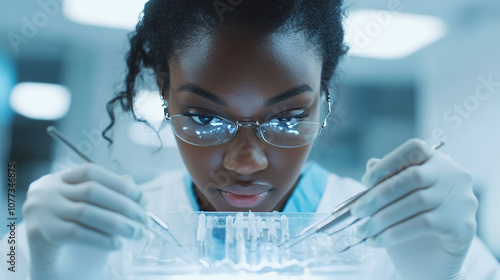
[275,112,310,123]
[184,113,222,125]
[191,115,215,125]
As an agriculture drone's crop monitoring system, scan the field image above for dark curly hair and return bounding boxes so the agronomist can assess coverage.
[102,0,348,143]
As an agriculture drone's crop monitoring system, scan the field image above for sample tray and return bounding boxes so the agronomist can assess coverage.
[122,212,375,279]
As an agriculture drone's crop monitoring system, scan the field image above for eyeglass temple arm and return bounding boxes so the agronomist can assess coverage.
[161,83,171,120]
[321,82,332,128]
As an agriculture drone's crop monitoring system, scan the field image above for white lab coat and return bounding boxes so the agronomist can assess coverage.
[2,163,499,279]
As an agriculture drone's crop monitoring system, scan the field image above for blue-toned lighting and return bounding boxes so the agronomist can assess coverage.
[10,82,71,120]
[63,0,148,30]
[344,9,447,59]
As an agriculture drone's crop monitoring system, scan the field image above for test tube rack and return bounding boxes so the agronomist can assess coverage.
[125,211,371,277]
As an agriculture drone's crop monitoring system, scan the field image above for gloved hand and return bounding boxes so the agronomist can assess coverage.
[351,138,477,280]
[22,163,149,280]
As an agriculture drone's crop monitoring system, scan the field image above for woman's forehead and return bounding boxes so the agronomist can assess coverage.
[168,30,323,100]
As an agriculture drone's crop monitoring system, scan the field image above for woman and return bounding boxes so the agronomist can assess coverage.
[3,1,499,279]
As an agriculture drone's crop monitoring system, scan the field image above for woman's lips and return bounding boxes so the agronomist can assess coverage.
[220,184,271,208]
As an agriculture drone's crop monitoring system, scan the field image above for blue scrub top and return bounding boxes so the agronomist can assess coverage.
[184,162,329,212]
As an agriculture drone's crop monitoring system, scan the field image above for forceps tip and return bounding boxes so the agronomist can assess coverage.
[432,140,445,150]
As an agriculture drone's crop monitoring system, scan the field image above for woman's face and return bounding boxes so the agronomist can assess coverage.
[165,29,323,211]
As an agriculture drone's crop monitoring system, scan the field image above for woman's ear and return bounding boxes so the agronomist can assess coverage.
[155,74,170,119]
[155,76,163,91]
[155,72,168,100]
[155,71,164,91]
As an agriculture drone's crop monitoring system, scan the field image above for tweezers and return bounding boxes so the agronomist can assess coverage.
[47,126,182,247]
[279,140,445,251]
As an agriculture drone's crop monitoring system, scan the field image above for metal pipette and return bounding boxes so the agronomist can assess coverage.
[279,141,445,250]
[46,126,182,247]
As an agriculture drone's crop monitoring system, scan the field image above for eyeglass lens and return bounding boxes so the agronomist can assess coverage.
[170,114,321,148]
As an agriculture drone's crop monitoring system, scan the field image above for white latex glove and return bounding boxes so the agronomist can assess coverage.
[351,139,477,280]
[22,163,149,280]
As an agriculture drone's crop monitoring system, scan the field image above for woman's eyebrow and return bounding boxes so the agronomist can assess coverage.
[265,84,314,106]
[176,83,227,106]
[175,83,313,107]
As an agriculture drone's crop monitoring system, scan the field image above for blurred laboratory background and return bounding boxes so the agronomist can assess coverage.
[1,0,499,259]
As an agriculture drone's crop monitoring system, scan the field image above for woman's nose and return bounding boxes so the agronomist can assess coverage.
[223,126,268,175]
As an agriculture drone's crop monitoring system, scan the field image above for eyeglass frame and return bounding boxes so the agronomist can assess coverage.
[159,82,332,147]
